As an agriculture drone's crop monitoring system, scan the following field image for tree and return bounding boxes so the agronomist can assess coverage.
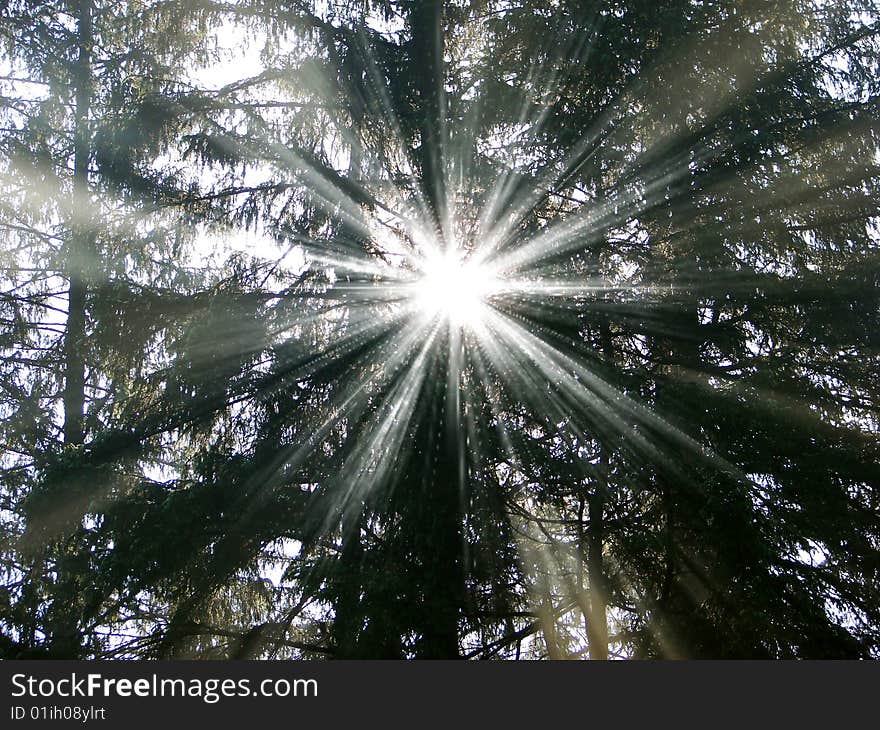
[0,0,275,657]
[2,0,878,659]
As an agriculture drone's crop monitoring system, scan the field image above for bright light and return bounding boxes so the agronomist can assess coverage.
[414,250,500,326]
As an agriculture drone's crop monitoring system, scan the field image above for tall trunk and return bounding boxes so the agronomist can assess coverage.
[333,504,366,657]
[408,0,463,659]
[46,0,92,658]
[63,0,92,446]
[647,217,703,657]
[411,0,448,242]
[585,325,614,660]
[331,73,370,658]
[417,329,465,658]
[586,484,608,659]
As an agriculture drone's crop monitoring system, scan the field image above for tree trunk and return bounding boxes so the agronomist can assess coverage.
[586,485,608,659]
[408,0,463,659]
[585,326,614,660]
[417,329,465,659]
[411,0,448,242]
[62,0,92,447]
[46,0,93,659]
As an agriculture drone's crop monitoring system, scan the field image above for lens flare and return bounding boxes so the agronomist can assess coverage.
[414,250,500,326]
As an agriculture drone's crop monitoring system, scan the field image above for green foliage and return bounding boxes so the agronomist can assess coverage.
[1,0,878,659]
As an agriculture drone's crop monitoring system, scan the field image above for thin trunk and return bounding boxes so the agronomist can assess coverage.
[47,0,92,658]
[586,485,608,659]
[333,505,366,657]
[63,0,92,446]
[586,326,614,660]
[332,115,369,659]
[539,592,564,659]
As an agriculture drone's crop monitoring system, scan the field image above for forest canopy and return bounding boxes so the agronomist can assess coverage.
[1,0,879,659]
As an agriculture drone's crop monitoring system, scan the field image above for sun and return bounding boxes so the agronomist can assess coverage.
[414,250,500,326]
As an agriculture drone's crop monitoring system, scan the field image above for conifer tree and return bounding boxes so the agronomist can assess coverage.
[2,0,878,659]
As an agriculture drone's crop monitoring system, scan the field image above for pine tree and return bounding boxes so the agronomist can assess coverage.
[2,0,878,659]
